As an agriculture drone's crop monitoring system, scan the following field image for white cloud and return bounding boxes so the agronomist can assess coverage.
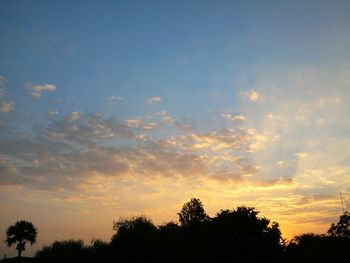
[28,83,57,98]
[126,118,142,127]
[109,95,123,101]
[241,90,260,102]
[154,111,174,124]
[276,161,286,167]
[0,101,14,113]
[126,118,158,130]
[64,111,81,122]
[147,96,162,105]
[294,152,308,159]
[47,110,59,117]
[266,113,282,120]
[222,113,246,121]
[0,76,14,113]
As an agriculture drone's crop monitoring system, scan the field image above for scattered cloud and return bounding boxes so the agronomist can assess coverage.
[0,109,292,192]
[222,113,246,121]
[294,152,308,159]
[241,90,260,102]
[64,111,81,122]
[125,117,158,130]
[0,102,14,113]
[47,110,59,117]
[28,83,57,98]
[126,118,142,128]
[109,95,123,101]
[154,111,174,124]
[276,161,286,167]
[147,96,162,105]
[266,113,282,120]
[0,76,14,114]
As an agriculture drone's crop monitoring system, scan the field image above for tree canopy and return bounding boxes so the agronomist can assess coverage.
[327,211,350,238]
[5,220,38,257]
[178,198,209,226]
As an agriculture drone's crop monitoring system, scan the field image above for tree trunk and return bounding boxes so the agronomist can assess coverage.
[17,241,25,258]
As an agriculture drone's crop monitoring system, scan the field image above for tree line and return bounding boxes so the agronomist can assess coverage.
[3,198,350,262]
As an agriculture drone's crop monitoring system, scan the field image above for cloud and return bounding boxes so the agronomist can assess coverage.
[154,111,174,124]
[276,161,286,167]
[222,113,246,121]
[47,110,59,117]
[294,152,308,159]
[0,110,286,192]
[147,96,162,105]
[64,111,81,122]
[126,118,142,127]
[241,90,260,102]
[109,95,123,101]
[0,75,14,113]
[28,83,57,98]
[125,117,158,130]
[235,64,350,202]
[0,101,14,113]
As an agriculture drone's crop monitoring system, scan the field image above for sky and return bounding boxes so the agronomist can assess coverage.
[1,0,350,257]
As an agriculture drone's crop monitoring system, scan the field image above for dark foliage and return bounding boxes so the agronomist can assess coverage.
[35,239,110,263]
[5,221,37,258]
[286,233,350,262]
[207,206,284,262]
[5,200,350,263]
[178,198,209,226]
[286,211,350,262]
[327,211,350,238]
[110,216,158,261]
[0,257,37,263]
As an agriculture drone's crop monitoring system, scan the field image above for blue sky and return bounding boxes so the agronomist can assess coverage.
[1,0,350,257]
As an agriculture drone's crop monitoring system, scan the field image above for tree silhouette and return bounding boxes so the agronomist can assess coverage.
[5,220,37,257]
[178,198,209,226]
[110,216,158,261]
[327,211,350,238]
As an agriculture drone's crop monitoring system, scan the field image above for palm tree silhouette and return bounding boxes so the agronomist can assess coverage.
[5,220,38,257]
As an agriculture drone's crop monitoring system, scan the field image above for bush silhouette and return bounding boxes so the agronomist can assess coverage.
[36,239,88,263]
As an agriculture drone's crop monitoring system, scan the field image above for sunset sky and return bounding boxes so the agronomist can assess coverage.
[1,0,350,257]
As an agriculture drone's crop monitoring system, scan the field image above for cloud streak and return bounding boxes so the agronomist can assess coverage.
[147,96,162,105]
[28,83,57,98]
